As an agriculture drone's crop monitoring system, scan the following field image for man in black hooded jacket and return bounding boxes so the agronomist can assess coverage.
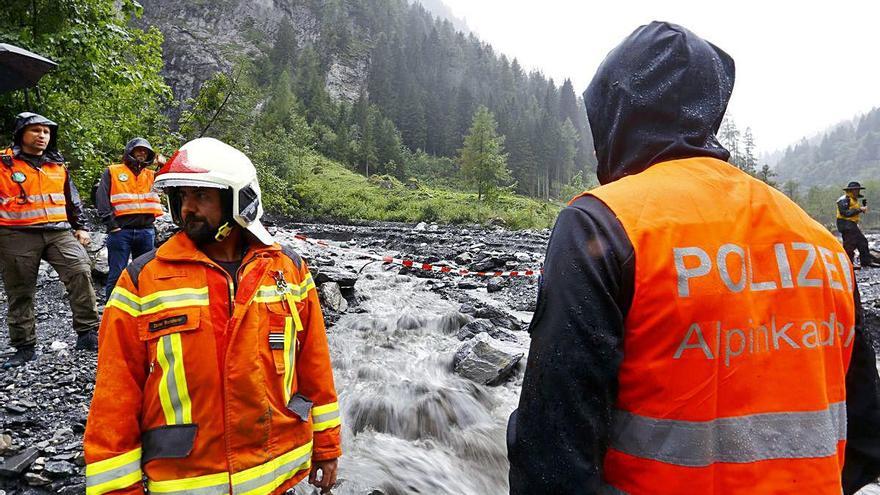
[507,21,880,495]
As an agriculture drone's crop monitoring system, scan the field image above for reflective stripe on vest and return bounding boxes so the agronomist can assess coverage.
[108,164,162,217]
[157,333,193,425]
[145,440,312,495]
[0,150,68,226]
[610,401,846,467]
[85,448,143,495]
[106,286,210,317]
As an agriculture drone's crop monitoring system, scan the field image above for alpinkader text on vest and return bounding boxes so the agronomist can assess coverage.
[674,241,852,297]
[673,313,855,367]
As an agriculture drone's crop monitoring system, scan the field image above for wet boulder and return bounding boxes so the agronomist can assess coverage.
[453,333,524,385]
[456,319,517,343]
[486,277,505,293]
[319,282,348,313]
[474,305,524,331]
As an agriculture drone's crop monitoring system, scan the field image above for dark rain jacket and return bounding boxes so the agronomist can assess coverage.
[3,113,86,231]
[95,137,158,231]
[507,21,880,495]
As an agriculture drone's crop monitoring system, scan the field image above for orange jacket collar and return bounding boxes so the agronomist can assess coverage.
[157,231,281,265]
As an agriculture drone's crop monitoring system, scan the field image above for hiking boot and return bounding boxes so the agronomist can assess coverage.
[76,330,98,351]
[2,345,37,369]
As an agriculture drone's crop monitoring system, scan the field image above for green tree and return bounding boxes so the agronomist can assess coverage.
[0,0,172,200]
[459,106,511,201]
[757,164,777,187]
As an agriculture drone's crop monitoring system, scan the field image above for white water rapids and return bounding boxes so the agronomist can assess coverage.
[292,261,528,495]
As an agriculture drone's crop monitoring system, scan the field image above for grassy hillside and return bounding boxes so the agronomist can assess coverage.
[272,153,562,229]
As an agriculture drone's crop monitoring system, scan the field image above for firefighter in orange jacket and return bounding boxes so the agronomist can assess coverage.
[508,22,880,495]
[84,138,342,495]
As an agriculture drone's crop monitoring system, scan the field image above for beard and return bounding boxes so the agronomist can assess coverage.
[182,214,217,245]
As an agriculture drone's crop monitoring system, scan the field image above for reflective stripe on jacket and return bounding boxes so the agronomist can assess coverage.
[577,157,856,494]
[108,163,162,217]
[0,148,68,226]
[84,232,342,495]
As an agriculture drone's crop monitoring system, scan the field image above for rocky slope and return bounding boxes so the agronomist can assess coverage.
[137,0,370,115]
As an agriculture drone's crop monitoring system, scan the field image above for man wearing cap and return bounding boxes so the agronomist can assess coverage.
[837,181,875,268]
[95,138,164,300]
[0,112,99,368]
[85,138,341,495]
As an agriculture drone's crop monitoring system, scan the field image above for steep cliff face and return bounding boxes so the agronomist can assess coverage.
[138,0,369,113]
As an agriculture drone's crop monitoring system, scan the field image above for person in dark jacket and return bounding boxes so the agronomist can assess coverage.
[837,181,875,268]
[507,21,880,495]
[95,138,164,301]
[0,113,99,367]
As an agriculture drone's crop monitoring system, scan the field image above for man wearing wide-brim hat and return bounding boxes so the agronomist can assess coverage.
[837,181,876,267]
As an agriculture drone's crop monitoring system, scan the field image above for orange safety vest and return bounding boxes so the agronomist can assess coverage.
[575,157,855,495]
[108,163,163,217]
[84,233,342,495]
[0,148,68,226]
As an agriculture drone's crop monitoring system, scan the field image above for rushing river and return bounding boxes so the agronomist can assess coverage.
[291,261,528,495]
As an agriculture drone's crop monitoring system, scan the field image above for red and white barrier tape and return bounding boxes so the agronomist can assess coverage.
[291,233,543,278]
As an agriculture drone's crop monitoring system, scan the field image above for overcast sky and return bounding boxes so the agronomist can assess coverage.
[440,0,880,155]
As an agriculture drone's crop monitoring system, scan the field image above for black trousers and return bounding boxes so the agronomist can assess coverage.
[837,219,873,265]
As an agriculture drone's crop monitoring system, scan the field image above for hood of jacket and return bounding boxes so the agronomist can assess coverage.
[584,21,735,185]
[12,112,63,163]
[122,137,155,170]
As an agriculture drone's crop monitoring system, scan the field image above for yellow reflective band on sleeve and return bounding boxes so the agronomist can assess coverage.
[106,286,143,317]
[230,441,312,495]
[282,316,295,405]
[107,286,210,317]
[85,447,143,495]
[156,333,193,425]
[312,402,342,432]
[146,471,230,494]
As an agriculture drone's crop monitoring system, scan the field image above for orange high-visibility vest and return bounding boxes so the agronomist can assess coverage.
[0,148,68,226]
[108,163,162,217]
[575,157,856,495]
[84,233,341,495]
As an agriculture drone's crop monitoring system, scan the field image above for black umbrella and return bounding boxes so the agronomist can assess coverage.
[0,43,57,93]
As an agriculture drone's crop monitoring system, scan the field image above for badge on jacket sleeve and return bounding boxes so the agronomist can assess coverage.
[11,171,25,183]
[118,173,129,182]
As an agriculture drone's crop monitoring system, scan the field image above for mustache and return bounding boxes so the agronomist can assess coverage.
[183,214,208,224]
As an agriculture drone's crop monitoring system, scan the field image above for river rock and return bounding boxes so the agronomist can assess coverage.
[453,333,524,385]
[319,282,348,313]
[454,252,473,265]
[486,277,505,293]
[0,447,39,476]
[474,306,523,331]
[456,319,517,343]
[312,266,358,289]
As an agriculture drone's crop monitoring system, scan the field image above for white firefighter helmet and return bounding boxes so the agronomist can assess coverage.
[154,137,274,245]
